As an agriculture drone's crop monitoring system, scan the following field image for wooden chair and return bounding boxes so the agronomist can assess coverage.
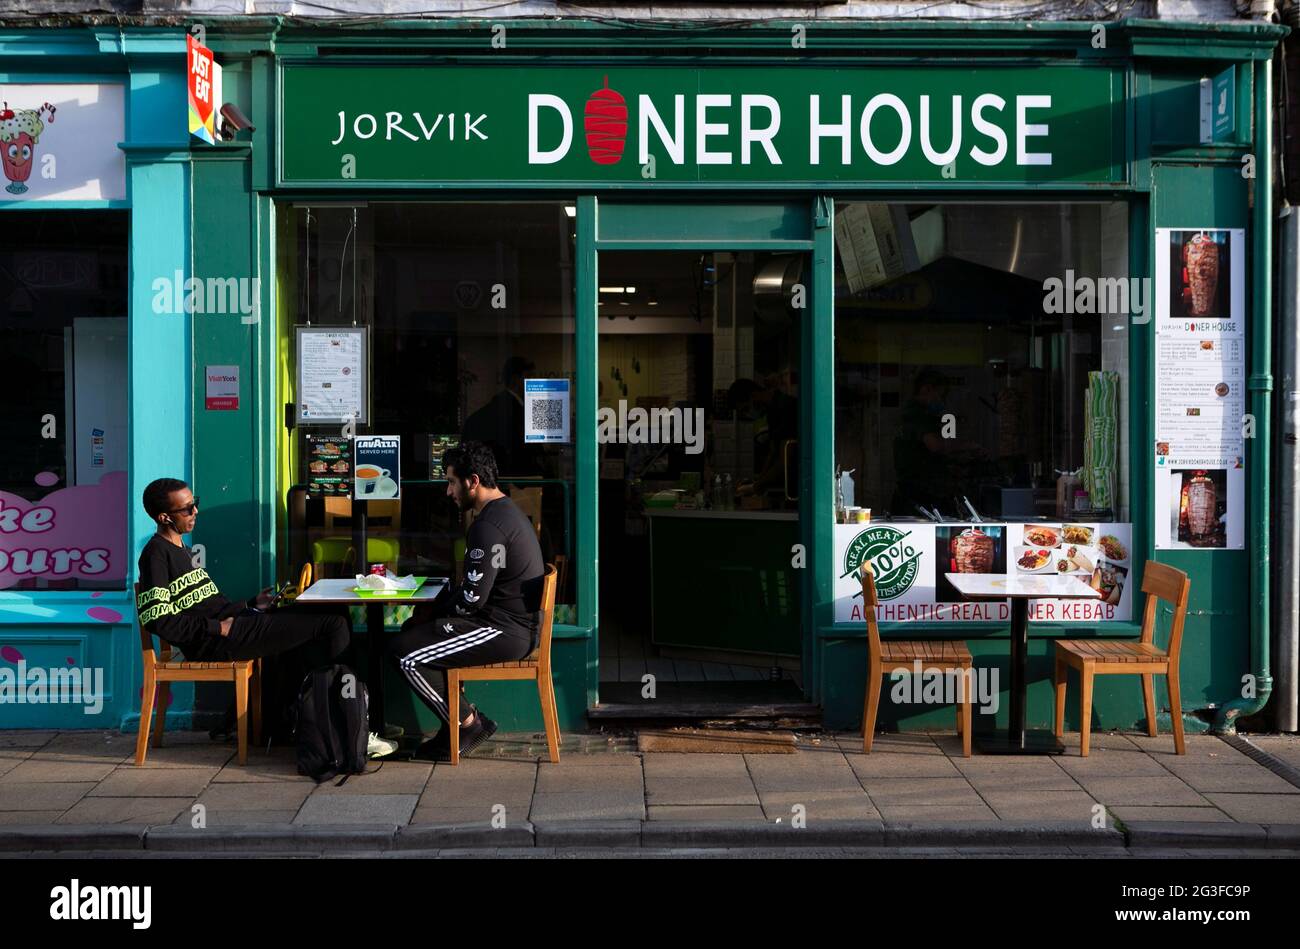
[1053,561,1190,757]
[133,583,261,767]
[860,565,972,757]
[447,565,560,765]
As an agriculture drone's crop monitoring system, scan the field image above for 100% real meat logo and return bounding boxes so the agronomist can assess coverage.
[841,526,921,600]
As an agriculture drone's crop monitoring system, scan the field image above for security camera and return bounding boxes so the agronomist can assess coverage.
[218,103,255,141]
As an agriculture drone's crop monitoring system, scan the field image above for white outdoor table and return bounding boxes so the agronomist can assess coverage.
[294,578,448,733]
[945,573,1102,755]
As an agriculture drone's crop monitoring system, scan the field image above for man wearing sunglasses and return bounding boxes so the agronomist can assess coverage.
[135,477,397,757]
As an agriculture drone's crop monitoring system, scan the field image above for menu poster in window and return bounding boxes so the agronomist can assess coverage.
[832,522,1133,624]
[833,203,920,295]
[304,434,352,499]
[428,435,460,478]
[296,326,368,424]
[1153,228,1246,550]
[524,378,570,444]
[354,435,400,500]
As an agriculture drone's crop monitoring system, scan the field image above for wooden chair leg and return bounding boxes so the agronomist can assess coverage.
[448,671,461,766]
[1141,673,1157,737]
[135,668,156,767]
[959,666,972,758]
[234,670,249,766]
[251,660,263,747]
[547,677,561,762]
[152,681,170,748]
[954,669,964,739]
[538,674,560,764]
[1079,664,1095,758]
[862,668,881,754]
[1167,668,1186,755]
[1053,656,1067,739]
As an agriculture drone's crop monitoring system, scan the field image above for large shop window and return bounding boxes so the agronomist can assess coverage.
[834,202,1131,524]
[278,202,577,616]
[833,202,1136,625]
[0,211,129,591]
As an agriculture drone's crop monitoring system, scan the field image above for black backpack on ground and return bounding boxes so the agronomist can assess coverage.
[293,664,369,784]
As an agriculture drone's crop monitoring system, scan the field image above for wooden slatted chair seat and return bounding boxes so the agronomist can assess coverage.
[880,640,974,666]
[1056,640,1167,664]
[859,565,972,757]
[1053,560,1190,757]
[133,581,262,767]
[446,565,560,764]
[156,660,251,671]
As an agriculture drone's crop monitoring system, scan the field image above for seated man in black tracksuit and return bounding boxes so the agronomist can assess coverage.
[387,441,544,762]
[135,477,394,757]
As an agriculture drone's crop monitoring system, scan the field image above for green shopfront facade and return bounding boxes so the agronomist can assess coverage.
[1,17,1284,736]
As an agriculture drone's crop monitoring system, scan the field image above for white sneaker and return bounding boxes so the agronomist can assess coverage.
[367,731,398,758]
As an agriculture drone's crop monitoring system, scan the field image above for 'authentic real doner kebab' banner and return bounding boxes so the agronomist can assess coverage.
[280,65,1120,186]
[834,522,1134,625]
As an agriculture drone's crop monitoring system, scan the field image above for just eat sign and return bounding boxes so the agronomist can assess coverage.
[187,35,222,145]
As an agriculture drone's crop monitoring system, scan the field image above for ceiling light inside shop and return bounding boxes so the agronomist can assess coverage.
[564,206,576,218]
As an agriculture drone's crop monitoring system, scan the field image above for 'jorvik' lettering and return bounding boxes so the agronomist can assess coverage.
[331,110,489,145]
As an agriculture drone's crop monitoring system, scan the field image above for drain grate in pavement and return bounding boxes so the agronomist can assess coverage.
[1221,734,1300,790]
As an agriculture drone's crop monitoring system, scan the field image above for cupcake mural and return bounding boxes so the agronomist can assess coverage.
[0,101,56,195]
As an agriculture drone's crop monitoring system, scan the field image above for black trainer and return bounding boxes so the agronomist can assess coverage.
[431,709,498,762]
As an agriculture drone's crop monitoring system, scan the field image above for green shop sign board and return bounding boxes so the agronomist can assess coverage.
[279,65,1122,186]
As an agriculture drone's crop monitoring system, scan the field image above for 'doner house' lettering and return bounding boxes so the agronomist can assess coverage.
[527,91,1054,167]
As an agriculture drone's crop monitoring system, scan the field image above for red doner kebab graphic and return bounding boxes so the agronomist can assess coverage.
[1182,232,1220,318]
[584,76,627,165]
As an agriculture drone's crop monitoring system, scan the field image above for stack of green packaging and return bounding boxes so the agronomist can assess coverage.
[1082,370,1120,511]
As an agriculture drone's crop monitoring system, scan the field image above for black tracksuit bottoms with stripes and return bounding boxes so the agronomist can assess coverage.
[386,615,533,727]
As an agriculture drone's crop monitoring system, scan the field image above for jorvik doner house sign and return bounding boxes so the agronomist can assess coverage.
[279,65,1121,186]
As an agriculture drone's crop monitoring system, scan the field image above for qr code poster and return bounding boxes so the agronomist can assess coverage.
[524,378,570,444]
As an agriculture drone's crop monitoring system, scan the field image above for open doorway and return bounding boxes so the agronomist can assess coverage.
[595,250,808,714]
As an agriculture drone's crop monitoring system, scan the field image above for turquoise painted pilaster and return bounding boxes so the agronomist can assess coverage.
[122,47,194,730]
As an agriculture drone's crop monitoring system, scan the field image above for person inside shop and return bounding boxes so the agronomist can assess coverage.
[386,441,545,762]
[728,376,799,503]
[462,355,545,477]
[135,478,398,758]
[890,368,983,516]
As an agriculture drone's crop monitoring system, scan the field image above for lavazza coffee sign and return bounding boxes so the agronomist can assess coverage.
[280,65,1120,185]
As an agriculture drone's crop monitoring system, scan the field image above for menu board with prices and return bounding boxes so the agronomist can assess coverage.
[305,435,352,499]
[296,326,368,425]
[1152,228,1246,549]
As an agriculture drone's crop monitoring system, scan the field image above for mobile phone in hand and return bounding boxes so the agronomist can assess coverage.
[265,581,293,610]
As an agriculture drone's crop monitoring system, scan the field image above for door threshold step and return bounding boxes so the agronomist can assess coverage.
[588,702,822,721]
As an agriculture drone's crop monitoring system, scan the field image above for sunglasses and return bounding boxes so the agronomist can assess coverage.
[167,498,200,516]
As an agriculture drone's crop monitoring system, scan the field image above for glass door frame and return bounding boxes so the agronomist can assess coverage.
[576,196,836,705]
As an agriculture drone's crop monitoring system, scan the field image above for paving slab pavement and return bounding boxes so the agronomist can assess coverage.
[0,728,1297,853]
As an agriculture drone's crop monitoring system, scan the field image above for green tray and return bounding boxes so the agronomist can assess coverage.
[351,576,428,598]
